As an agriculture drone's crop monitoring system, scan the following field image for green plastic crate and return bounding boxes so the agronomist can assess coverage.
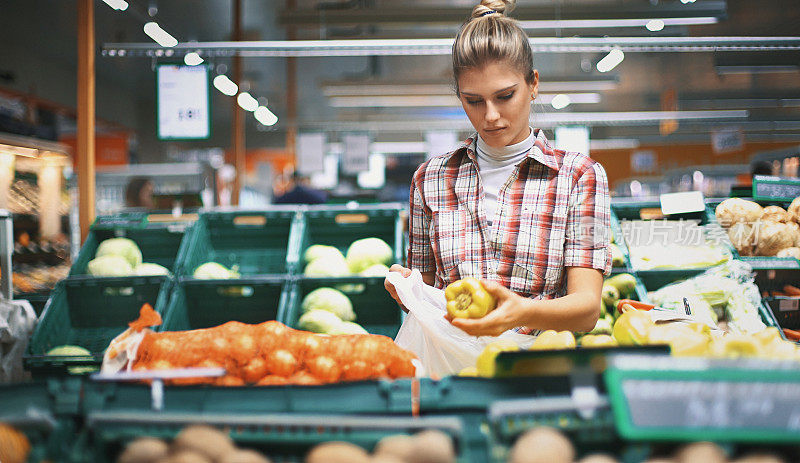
[284,277,403,338]
[161,278,291,330]
[25,275,172,374]
[70,213,196,276]
[292,205,405,274]
[175,210,298,277]
[763,295,800,331]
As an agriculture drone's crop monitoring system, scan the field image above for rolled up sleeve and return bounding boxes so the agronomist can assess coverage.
[407,169,435,272]
[564,162,612,275]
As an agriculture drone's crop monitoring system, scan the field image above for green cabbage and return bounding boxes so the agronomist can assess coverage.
[304,245,345,263]
[328,321,368,335]
[134,263,170,276]
[88,255,134,277]
[301,287,355,321]
[359,263,390,277]
[298,309,343,334]
[193,262,240,279]
[95,237,142,268]
[46,345,98,374]
[346,238,393,273]
[304,255,350,277]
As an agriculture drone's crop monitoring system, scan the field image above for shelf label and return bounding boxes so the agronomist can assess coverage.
[779,298,800,312]
[752,175,800,202]
[659,191,705,216]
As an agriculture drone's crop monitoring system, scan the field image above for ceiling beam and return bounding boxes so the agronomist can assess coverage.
[277,2,727,26]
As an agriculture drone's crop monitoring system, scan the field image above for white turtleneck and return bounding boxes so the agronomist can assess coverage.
[476,128,535,225]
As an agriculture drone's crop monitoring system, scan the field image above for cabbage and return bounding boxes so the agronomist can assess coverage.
[346,238,393,273]
[95,237,142,268]
[47,345,91,356]
[298,309,343,333]
[304,245,345,263]
[304,255,350,277]
[301,287,355,321]
[134,263,170,276]
[359,263,390,277]
[88,255,134,277]
[328,321,368,335]
[193,262,240,279]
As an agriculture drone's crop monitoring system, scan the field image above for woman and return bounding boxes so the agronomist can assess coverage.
[385,0,611,337]
[124,177,155,209]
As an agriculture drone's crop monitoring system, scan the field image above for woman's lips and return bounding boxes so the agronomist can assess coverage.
[484,127,506,135]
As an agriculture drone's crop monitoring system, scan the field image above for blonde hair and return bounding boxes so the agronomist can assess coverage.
[452,0,534,93]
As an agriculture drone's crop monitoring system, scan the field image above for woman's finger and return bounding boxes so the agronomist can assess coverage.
[480,279,512,301]
[389,264,412,277]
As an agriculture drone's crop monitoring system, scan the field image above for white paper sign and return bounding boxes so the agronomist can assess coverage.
[157,64,210,140]
[660,191,706,216]
[342,134,371,174]
[296,133,326,175]
[711,129,744,154]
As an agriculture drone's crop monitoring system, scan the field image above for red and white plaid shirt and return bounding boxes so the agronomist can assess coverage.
[408,129,611,303]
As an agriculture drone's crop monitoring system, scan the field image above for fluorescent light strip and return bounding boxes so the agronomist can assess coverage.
[330,93,601,108]
[101,0,128,11]
[518,17,717,30]
[143,22,178,48]
[597,48,625,72]
[254,106,278,126]
[237,92,259,112]
[213,75,238,96]
[184,52,204,66]
[323,81,617,97]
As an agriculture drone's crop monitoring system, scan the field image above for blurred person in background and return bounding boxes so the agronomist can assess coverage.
[273,170,327,205]
[384,0,611,337]
[124,177,155,209]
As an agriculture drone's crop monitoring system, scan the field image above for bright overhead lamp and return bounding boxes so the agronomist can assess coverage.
[213,75,238,96]
[646,19,665,31]
[550,94,572,110]
[143,22,178,48]
[254,106,278,126]
[597,48,625,72]
[237,92,259,112]
[183,52,203,66]
[101,0,128,11]
[680,0,697,3]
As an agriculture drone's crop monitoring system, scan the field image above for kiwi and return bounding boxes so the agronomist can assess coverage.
[373,434,414,461]
[306,441,371,463]
[163,450,213,463]
[577,454,619,463]
[508,427,574,463]
[675,442,728,463]
[117,437,169,463]
[218,449,272,463]
[171,425,236,461]
[409,430,456,463]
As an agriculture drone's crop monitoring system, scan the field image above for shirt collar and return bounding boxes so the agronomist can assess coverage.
[456,129,560,171]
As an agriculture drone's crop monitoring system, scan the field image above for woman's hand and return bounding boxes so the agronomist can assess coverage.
[447,280,532,337]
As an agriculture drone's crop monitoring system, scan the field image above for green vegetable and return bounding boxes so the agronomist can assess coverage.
[193,262,240,279]
[88,255,134,277]
[345,237,392,273]
[304,255,350,277]
[328,321,368,335]
[301,287,355,321]
[359,263,390,277]
[601,284,620,308]
[298,309,344,333]
[304,245,345,263]
[46,345,98,374]
[95,237,142,268]
[134,263,170,276]
[589,317,613,336]
[605,273,637,298]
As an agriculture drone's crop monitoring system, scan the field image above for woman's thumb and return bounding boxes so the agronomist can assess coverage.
[480,280,506,298]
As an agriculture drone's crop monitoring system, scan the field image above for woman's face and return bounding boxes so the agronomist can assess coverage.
[457,61,539,148]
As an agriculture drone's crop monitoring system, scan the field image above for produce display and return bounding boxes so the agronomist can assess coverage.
[104,305,416,386]
[298,287,369,334]
[303,238,392,277]
[715,197,800,257]
[619,219,731,270]
[192,262,240,279]
[87,238,170,277]
[10,263,69,294]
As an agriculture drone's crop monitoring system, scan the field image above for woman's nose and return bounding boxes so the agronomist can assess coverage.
[485,101,500,122]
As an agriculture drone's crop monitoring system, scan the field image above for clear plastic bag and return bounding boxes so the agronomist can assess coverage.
[389,270,534,377]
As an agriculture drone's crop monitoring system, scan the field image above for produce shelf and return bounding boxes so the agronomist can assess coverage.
[70,212,196,277]
[161,277,291,330]
[175,210,298,277]
[25,275,173,375]
[291,204,405,274]
[284,276,403,338]
[609,210,634,275]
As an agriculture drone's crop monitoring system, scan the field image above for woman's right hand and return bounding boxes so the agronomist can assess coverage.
[384,264,412,311]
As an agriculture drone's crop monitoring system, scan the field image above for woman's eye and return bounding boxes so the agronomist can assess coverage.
[466,99,482,105]
[497,92,514,100]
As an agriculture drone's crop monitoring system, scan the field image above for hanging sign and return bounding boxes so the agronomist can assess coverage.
[342,134,371,175]
[157,64,211,140]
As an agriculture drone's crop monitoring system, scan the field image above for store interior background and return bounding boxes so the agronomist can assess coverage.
[1,0,799,210]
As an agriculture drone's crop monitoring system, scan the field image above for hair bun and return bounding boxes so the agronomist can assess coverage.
[471,0,515,19]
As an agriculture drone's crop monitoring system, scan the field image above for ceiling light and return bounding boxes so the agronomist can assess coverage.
[213,75,238,96]
[519,17,715,30]
[550,94,572,110]
[646,19,665,31]
[254,106,278,126]
[101,0,128,11]
[237,92,259,112]
[143,22,178,48]
[183,52,203,66]
[597,48,625,72]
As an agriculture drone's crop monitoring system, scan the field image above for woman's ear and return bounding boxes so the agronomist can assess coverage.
[529,69,540,99]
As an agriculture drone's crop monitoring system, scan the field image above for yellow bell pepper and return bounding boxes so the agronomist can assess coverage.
[458,366,479,377]
[580,334,618,348]
[445,277,496,319]
[476,339,519,377]
[708,335,761,358]
[612,309,653,346]
[529,330,577,350]
[647,324,709,357]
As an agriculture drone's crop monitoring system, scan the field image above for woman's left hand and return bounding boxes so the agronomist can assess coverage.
[446,280,531,336]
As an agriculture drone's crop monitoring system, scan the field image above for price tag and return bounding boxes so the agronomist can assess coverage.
[296,133,326,175]
[752,175,800,202]
[342,134,371,175]
[605,354,800,443]
[157,64,210,140]
[659,191,705,216]
[779,298,800,312]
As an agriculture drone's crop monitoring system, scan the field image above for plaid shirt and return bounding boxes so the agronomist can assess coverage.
[408,129,611,303]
